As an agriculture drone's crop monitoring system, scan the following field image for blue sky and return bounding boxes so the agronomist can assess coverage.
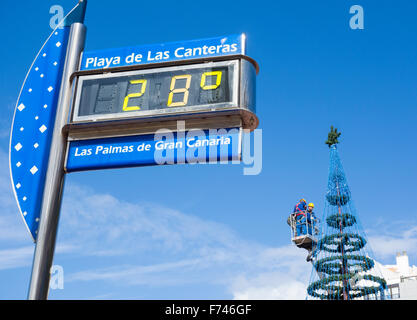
[0,0,417,299]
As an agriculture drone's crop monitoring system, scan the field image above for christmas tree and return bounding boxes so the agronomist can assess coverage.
[307,127,387,300]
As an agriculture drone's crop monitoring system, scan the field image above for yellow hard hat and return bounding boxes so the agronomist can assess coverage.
[300,198,306,203]
[308,203,314,208]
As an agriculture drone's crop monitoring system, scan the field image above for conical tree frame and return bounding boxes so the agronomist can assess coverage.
[307,144,387,300]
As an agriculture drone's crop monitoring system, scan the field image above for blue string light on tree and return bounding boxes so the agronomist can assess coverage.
[306,127,387,300]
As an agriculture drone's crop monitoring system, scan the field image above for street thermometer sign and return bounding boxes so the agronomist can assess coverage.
[9,0,259,300]
[63,34,259,172]
[74,60,242,122]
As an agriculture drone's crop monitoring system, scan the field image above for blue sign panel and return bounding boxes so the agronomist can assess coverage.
[9,2,86,241]
[66,128,241,172]
[10,29,69,241]
[80,34,245,71]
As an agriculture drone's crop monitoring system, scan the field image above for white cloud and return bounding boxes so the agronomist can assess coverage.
[67,258,206,285]
[54,183,312,298]
[231,272,308,300]
[0,215,28,242]
[2,143,413,299]
[0,246,33,270]
[2,145,285,293]
[364,219,417,263]
[368,232,417,260]
[230,247,311,300]
[59,183,247,258]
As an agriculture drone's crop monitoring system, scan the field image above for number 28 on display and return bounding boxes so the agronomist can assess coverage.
[122,71,223,111]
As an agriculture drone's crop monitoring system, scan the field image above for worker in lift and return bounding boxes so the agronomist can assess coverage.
[306,203,317,236]
[294,199,307,235]
[306,203,318,262]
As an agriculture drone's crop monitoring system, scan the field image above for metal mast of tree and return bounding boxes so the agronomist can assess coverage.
[307,127,387,300]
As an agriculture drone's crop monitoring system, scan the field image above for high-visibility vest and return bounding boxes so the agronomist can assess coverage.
[294,202,306,217]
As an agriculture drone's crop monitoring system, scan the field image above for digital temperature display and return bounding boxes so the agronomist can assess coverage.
[72,60,241,122]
